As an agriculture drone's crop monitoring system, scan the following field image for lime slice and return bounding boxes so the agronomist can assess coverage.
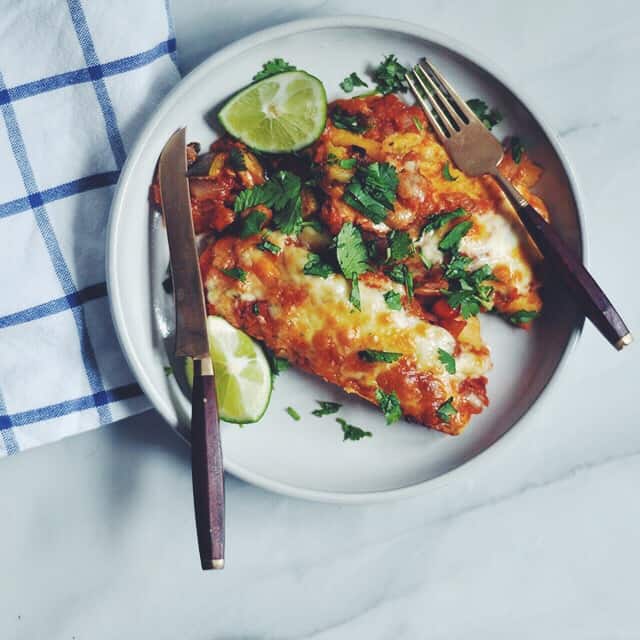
[218,71,327,153]
[185,316,272,423]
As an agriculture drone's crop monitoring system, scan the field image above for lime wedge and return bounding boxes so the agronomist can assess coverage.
[218,70,327,153]
[185,316,272,423]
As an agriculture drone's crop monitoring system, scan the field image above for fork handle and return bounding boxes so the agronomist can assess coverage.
[494,172,632,350]
[191,356,225,569]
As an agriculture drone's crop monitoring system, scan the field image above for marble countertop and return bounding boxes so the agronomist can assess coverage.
[2,1,639,638]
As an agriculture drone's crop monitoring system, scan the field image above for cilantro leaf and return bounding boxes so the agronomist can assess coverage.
[437,348,456,374]
[386,263,413,300]
[303,253,335,278]
[444,253,473,280]
[383,290,402,310]
[422,208,467,234]
[286,406,301,421]
[339,158,357,169]
[343,162,399,223]
[509,309,539,325]
[436,397,457,423]
[387,230,413,262]
[264,348,289,376]
[337,417,372,441]
[442,162,457,181]
[387,264,406,283]
[220,267,246,282]
[239,210,267,238]
[234,171,302,234]
[253,58,296,81]
[229,147,246,171]
[372,54,408,95]
[343,183,389,223]
[252,302,260,315]
[511,136,525,164]
[256,238,281,254]
[438,221,473,252]
[349,274,361,310]
[375,388,402,425]
[331,107,369,133]
[358,350,402,363]
[336,223,369,279]
[467,98,502,130]
[340,72,368,93]
[312,401,342,417]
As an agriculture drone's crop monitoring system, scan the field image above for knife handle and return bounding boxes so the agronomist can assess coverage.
[191,356,225,570]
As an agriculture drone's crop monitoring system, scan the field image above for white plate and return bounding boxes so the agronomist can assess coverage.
[107,16,584,503]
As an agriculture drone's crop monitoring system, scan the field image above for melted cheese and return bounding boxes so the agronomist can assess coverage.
[203,232,491,434]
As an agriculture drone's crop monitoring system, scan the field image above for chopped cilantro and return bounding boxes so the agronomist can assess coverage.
[339,158,357,169]
[383,290,402,310]
[337,417,372,441]
[286,406,301,421]
[340,72,368,93]
[343,162,399,223]
[444,253,472,280]
[265,348,289,376]
[436,397,457,423]
[358,350,402,363]
[331,106,369,133]
[509,309,539,325]
[163,365,173,376]
[256,238,281,254]
[376,388,402,425]
[467,98,502,130]
[303,253,335,278]
[386,263,413,300]
[252,302,260,315]
[372,54,408,95]
[442,162,457,181]
[386,230,413,262]
[441,253,496,319]
[239,210,267,238]
[312,401,342,417]
[438,221,473,252]
[412,116,423,131]
[229,147,246,171]
[336,222,369,280]
[422,208,467,234]
[437,348,456,374]
[328,154,357,169]
[253,58,296,81]
[349,274,361,311]
[220,267,246,282]
[234,171,303,234]
[511,136,525,164]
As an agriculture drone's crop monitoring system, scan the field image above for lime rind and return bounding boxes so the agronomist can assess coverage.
[218,70,327,153]
[184,316,272,424]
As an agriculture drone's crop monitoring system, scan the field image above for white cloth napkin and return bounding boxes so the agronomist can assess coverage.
[0,0,181,455]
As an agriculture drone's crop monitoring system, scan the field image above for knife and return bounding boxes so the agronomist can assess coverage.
[158,128,225,570]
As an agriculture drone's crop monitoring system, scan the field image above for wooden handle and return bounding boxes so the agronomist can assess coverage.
[495,172,632,350]
[191,356,225,570]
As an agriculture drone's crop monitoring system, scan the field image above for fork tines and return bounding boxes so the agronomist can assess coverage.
[405,59,477,142]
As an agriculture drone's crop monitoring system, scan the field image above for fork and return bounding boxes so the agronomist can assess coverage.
[405,59,632,351]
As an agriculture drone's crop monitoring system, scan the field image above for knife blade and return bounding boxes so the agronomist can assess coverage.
[158,128,209,359]
[158,128,225,570]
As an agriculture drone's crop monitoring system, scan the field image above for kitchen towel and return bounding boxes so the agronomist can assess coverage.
[0,0,181,455]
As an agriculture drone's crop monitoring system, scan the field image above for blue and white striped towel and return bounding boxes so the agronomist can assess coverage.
[0,0,181,455]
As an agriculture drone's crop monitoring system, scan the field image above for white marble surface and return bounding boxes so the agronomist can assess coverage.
[2,1,639,638]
